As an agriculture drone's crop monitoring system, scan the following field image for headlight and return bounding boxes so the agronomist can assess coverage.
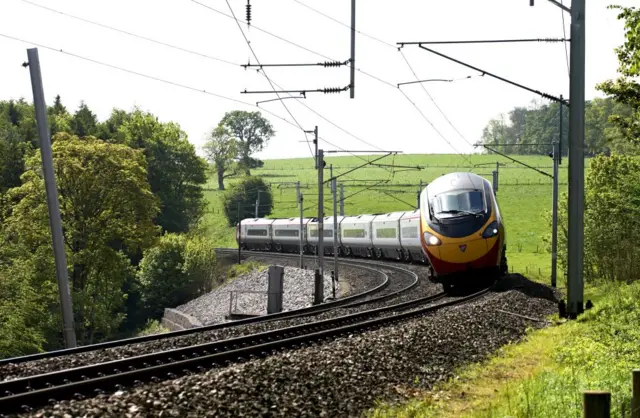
[482,221,499,238]
[423,231,441,246]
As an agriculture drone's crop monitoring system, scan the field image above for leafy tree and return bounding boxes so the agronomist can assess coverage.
[138,233,218,319]
[2,133,159,346]
[219,110,275,175]
[480,98,633,156]
[203,126,238,190]
[545,154,640,283]
[71,101,98,138]
[118,110,208,233]
[597,5,640,145]
[222,176,272,226]
[47,95,73,136]
[0,257,48,358]
[96,108,131,142]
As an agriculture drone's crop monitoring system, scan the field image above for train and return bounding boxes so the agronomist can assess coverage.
[236,172,508,288]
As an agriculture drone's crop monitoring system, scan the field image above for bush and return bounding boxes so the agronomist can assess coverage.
[138,233,218,319]
[546,154,640,283]
[222,176,273,226]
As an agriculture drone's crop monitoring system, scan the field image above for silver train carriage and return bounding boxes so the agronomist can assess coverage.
[236,209,426,263]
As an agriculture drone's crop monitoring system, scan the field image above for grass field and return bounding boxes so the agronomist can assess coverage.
[202,153,582,284]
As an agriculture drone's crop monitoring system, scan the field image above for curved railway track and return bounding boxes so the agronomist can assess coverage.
[0,284,491,416]
[0,250,420,369]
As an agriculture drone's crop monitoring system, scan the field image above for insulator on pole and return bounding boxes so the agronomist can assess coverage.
[246,0,251,26]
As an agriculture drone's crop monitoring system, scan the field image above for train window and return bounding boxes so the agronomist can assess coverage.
[308,228,333,238]
[343,228,366,238]
[401,226,418,239]
[431,190,485,216]
[247,229,268,236]
[376,228,397,239]
[275,229,299,237]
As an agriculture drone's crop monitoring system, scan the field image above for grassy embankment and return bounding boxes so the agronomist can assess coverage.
[368,281,640,417]
[202,153,572,284]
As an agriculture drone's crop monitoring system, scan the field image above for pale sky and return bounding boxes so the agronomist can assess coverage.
[0,0,633,161]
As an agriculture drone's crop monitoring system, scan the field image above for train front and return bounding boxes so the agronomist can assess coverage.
[419,172,505,283]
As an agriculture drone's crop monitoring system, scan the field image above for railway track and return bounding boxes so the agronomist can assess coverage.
[0,250,419,372]
[0,284,491,416]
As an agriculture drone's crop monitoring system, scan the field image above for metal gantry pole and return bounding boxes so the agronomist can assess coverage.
[567,0,585,318]
[349,0,356,98]
[297,181,304,268]
[317,149,325,278]
[237,202,242,265]
[332,175,339,284]
[339,183,345,216]
[26,48,77,348]
[551,99,562,288]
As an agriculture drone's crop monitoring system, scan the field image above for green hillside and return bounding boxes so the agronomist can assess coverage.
[203,153,582,285]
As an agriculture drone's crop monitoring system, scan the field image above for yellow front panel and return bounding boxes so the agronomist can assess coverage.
[438,239,488,263]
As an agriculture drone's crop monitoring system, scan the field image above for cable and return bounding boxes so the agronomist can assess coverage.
[397,88,473,166]
[399,49,476,149]
[277,0,473,164]
[22,0,240,68]
[223,0,314,158]
[292,0,396,50]
[0,32,319,146]
[560,0,570,77]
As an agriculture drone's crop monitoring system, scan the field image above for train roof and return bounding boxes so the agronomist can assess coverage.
[426,172,488,196]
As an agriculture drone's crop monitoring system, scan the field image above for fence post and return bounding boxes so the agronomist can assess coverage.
[267,265,284,314]
[583,391,611,418]
[632,369,640,418]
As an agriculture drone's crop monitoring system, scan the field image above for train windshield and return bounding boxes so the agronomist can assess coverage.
[430,189,485,219]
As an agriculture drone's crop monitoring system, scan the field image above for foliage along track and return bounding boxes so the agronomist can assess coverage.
[0,250,396,369]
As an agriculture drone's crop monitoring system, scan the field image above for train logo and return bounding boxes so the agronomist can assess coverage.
[236,172,507,289]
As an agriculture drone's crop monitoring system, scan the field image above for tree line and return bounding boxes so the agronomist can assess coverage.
[0,98,266,357]
[480,97,637,157]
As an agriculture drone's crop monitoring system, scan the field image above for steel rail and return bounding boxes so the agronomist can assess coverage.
[0,252,416,366]
[0,286,491,415]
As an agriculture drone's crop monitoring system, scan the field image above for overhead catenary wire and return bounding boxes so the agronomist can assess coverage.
[560,0,570,77]
[276,0,474,165]
[0,33,330,154]
[223,0,315,158]
[398,49,477,150]
[24,0,387,162]
[22,0,465,172]
[21,0,241,68]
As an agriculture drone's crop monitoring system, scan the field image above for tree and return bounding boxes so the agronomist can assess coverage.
[480,98,633,156]
[597,6,640,145]
[118,110,208,233]
[96,108,131,142]
[138,233,218,319]
[1,133,159,346]
[222,176,273,226]
[71,101,98,138]
[219,110,275,175]
[203,126,238,190]
[545,154,640,283]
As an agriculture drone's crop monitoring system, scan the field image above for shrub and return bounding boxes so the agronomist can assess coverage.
[222,176,273,226]
[546,154,640,283]
[138,233,218,319]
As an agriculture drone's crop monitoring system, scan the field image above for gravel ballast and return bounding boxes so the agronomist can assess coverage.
[12,275,559,418]
[175,266,334,325]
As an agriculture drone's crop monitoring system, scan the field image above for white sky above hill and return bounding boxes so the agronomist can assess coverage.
[0,0,634,162]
